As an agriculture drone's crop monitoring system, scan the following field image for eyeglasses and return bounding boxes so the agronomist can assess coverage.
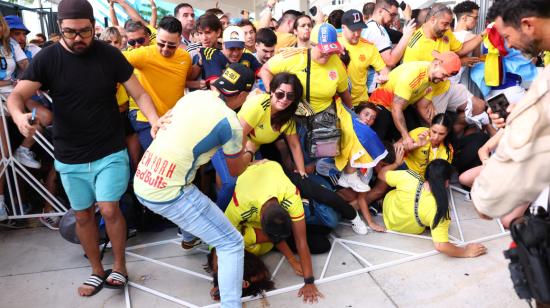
[61,28,93,39]
[273,90,295,101]
[128,37,146,46]
[382,8,398,18]
[157,41,178,49]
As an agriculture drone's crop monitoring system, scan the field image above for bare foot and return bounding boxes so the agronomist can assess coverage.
[369,222,386,232]
[106,267,128,287]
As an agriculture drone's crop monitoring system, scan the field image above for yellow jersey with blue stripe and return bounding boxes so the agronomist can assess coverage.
[134,90,243,202]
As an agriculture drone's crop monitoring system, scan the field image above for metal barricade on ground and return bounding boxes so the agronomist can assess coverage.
[0,93,68,220]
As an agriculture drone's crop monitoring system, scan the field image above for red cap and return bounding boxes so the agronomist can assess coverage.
[432,51,461,75]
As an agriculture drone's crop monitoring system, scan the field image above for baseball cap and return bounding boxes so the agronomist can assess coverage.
[310,23,343,54]
[222,26,245,49]
[212,63,255,96]
[5,15,30,34]
[432,51,461,75]
[341,10,366,31]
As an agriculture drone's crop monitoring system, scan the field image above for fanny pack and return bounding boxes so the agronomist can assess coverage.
[300,49,341,158]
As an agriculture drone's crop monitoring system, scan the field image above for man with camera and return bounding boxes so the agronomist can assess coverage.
[471,1,550,305]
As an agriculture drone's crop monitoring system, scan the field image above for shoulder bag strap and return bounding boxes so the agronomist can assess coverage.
[306,48,311,105]
[414,180,428,228]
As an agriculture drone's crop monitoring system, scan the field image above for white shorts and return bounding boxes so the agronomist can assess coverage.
[432,83,473,114]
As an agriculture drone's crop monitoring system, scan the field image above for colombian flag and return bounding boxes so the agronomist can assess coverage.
[484,23,508,87]
[334,99,387,170]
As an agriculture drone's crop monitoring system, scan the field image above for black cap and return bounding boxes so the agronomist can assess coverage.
[212,63,255,96]
[58,0,94,21]
[261,204,292,244]
[341,9,366,31]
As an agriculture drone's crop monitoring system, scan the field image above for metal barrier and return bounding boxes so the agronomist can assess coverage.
[0,94,68,220]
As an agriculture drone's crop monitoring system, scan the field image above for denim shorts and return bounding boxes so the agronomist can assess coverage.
[55,149,130,211]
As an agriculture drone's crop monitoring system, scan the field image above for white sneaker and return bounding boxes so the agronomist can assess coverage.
[340,172,370,192]
[38,212,60,230]
[0,200,8,221]
[15,147,41,169]
[350,212,368,235]
[337,172,352,188]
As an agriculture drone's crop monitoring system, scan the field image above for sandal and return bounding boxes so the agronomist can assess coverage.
[104,269,128,289]
[81,273,106,296]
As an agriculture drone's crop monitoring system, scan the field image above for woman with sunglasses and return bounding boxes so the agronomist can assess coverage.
[211,72,306,210]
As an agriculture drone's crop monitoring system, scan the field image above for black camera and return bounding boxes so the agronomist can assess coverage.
[504,208,550,305]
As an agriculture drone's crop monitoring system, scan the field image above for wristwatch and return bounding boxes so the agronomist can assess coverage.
[304,276,315,285]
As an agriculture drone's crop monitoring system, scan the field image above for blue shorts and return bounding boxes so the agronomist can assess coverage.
[55,149,130,211]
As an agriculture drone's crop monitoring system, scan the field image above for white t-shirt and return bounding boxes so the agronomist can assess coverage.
[449,30,475,85]
[25,44,41,59]
[361,20,392,54]
[0,39,27,94]
[362,20,392,93]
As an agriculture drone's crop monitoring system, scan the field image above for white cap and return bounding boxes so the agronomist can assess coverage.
[222,26,245,49]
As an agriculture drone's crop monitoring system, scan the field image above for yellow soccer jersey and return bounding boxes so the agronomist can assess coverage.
[403,28,462,95]
[544,51,550,67]
[125,45,192,122]
[115,83,129,107]
[266,48,348,113]
[224,161,305,242]
[404,127,453,177]
[275,32,297,52]
[382,170,450,243]
[238,93,297,146]
[339,36,386,106]
[369,62,434,110]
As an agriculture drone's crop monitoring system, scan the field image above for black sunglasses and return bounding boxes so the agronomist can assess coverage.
[157,41,178,49]
[273,90,295,101]
[128,37,146,46]
[61,28,94,39]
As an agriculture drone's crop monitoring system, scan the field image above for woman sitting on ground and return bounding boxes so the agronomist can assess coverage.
[399,113,454,177]
[379,159,487,258]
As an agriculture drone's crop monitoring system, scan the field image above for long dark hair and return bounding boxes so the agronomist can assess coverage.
[431,113,454,161]
[425,159,453,229]
[206,248,275,299]
[269,72,303,131]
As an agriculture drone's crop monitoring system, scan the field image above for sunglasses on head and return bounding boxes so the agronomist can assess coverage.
[128,37,146,46]
[157,41,178,49]
[273,90,295,101]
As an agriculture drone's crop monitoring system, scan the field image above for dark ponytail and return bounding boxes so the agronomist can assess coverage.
[431,113,454,161]
[425,159,453,229]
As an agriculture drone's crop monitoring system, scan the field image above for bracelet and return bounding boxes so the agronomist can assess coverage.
[244,150,254,162]
[303,276,314,285]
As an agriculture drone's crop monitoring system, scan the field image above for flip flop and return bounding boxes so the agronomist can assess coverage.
[104,269,128,289]
[81,273,106,296]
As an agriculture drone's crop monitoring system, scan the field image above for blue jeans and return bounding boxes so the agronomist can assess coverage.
[128,109,153,150]
[211,148,237,211]
[137,185,244,307]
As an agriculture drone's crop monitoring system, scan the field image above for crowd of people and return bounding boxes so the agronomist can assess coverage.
[0,0,549,306]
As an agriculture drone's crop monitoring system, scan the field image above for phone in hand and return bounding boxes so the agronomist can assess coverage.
[399,1,407,11]
[487,93,510,120]
[28,108,36,125]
